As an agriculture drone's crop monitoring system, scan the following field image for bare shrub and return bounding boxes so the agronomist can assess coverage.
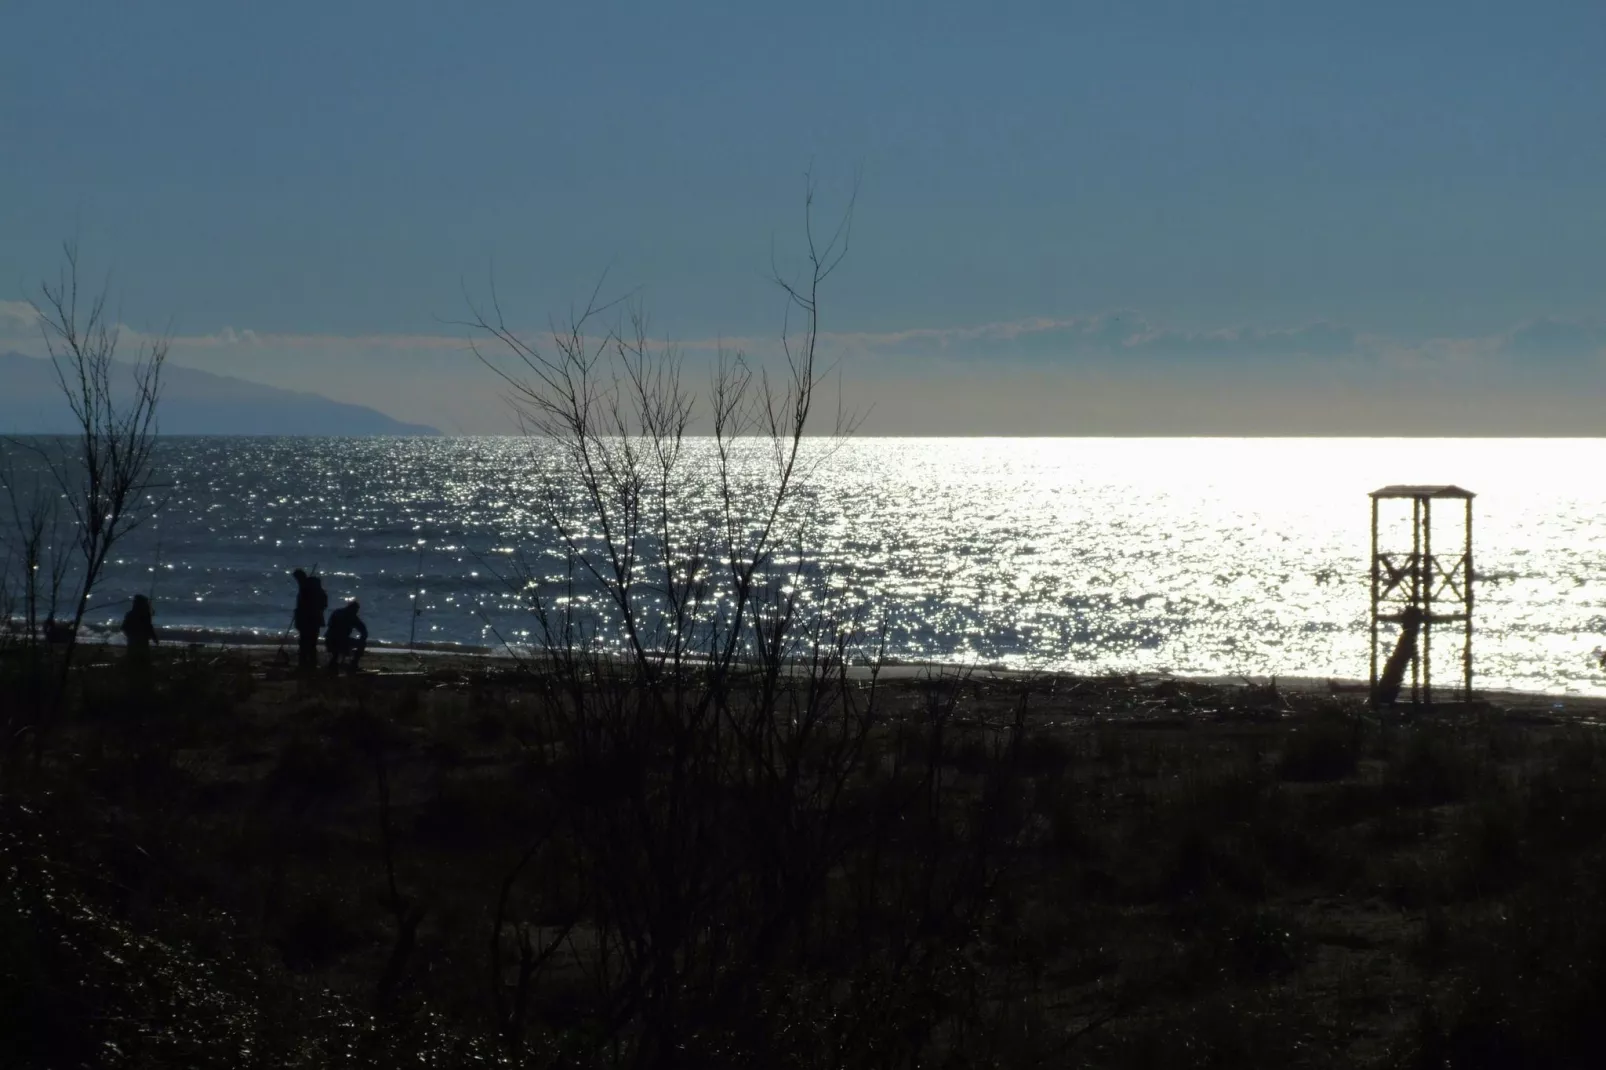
[462,179,1041,1065]
[0,240,168,764]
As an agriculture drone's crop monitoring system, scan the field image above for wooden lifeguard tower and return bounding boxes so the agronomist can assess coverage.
[1369,485,1474,708]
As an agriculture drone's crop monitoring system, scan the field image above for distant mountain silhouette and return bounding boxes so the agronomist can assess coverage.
[0,351,439,436]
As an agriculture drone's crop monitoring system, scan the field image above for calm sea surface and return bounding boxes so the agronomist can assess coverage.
[48,437,1606,696]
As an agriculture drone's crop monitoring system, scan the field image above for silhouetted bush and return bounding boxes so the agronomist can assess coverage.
[1384,727,1489,808]
[276,890,368,973]
[265,734,365,805]
[1277,713,1363,782]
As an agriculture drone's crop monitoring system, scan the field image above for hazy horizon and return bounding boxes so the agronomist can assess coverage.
[5,1,1605,434]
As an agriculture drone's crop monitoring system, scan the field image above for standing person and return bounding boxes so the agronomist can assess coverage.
[292,568,327,671]
[121,594,159,689]
[121,594,159,655]
[325,600,369,673]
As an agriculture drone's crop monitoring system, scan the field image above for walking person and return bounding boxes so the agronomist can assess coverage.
[292,568,328,671]
[325,599,369,673]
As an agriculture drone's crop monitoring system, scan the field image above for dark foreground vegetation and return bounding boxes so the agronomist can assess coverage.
[6,648,1606,1068]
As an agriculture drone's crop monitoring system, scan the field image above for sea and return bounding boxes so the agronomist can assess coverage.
[14,436,1606,696]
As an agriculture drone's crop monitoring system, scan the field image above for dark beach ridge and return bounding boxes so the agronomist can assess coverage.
[10,640,1606,1064]
[63,633,1606,719]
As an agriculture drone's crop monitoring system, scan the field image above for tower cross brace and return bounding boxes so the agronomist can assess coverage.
[1369,485,1474,708]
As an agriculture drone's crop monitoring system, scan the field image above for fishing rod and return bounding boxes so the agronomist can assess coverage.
[68,530,164,636]
[148,530,162,602]
[408,540,426,651]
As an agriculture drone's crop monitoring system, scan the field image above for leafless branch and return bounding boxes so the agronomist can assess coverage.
[20,239,168,730]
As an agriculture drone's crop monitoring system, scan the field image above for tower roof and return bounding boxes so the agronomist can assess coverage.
[1369,485,1475,500]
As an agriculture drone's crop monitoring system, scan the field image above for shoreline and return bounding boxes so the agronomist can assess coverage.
[64,636,1606,717]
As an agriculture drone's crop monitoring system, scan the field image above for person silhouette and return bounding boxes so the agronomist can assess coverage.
[121,594,159,688]
[121,594,159,654]
[292,568,328,671]
[325,599,369,672]
[1373,604,1423,707]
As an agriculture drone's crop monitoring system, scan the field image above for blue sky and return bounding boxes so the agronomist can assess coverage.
[4,0,1605,432]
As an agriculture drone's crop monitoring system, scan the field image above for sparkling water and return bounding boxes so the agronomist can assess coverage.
[23,436,1606,695]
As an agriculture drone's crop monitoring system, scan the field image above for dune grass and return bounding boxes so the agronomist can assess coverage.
[5,647,1606,1067]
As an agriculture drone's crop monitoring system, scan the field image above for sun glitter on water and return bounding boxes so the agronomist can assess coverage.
[63,436,1606,697]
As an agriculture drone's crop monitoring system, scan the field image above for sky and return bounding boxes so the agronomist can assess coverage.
[4,0,1606,433]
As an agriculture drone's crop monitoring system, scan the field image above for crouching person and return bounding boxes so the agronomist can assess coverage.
[325,599,368,673]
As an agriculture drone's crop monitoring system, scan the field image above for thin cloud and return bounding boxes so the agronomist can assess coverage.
[821,314,1606,377]
[0,300,39,336]
[15,311,1606,396]
[774,314,1375,369]
[1119,321,1365,362]
[10,309,1606,436]
[1497,318,1606,367]
[0,299,37,323]
[165,327,457,350]
[61,311,1419,370]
